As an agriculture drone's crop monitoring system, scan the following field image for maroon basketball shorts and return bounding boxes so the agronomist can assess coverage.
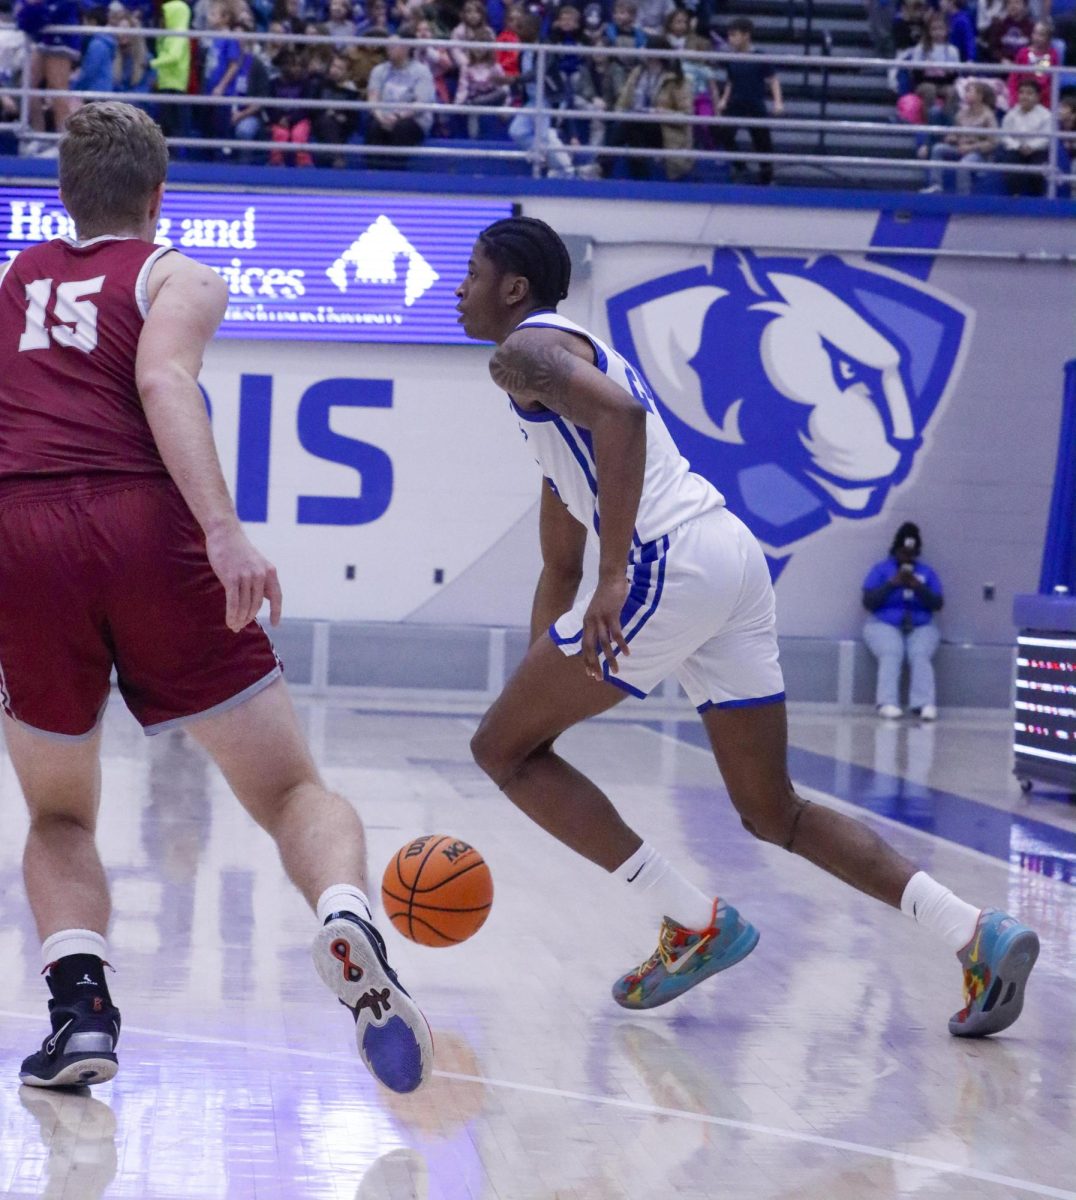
[0,476,281,739]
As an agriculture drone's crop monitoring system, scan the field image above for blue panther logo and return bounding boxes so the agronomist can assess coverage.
[607,249,972,575]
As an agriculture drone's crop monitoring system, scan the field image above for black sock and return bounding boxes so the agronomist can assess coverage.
[48,954,113,1006]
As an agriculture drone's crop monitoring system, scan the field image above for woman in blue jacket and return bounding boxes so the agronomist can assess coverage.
[862,521,944,720]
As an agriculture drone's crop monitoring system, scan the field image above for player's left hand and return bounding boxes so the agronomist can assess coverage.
[581,575,630,681]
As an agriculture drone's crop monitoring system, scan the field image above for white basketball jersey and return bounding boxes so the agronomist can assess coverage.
[508,311,724,559]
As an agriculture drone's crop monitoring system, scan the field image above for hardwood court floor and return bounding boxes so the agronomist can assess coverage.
[0,700,1073,1200]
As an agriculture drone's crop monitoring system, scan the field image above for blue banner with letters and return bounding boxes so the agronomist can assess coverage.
[0,187,511,343]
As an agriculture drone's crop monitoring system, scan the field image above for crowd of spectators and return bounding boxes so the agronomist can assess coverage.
[1,0,790,180]
[1,0,1072,187]
[882,0,1075,194]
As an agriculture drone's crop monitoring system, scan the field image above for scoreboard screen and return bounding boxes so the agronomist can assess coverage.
[1014,634,1076,767]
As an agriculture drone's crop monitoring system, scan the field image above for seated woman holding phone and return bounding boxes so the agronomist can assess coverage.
[861,522,945,721]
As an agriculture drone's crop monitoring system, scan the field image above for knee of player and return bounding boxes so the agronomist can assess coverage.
[27,808,97,837]
[733,787,802,846]
[470,721,551,790]
[469,721,515,785]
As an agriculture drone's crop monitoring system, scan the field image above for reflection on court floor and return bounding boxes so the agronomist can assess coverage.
[0,701,1073,1200]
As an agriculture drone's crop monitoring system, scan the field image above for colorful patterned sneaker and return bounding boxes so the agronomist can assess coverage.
[612,899,760,1010]
[19,977,120,1089]
[313,911,433,1093]
[949,908,1039,1038]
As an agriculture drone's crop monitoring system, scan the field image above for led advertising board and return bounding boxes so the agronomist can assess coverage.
[1014,634,1076,768]
[0,187,513,343]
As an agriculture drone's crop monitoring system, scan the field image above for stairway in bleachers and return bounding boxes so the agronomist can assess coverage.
[726,0,923,189]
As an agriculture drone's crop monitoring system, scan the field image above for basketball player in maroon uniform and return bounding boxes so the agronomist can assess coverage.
[0,102,431,1094]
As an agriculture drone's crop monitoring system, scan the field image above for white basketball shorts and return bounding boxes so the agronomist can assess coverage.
[550,507,785,711]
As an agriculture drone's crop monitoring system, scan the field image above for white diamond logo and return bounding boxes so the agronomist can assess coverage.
[326,215,439,307]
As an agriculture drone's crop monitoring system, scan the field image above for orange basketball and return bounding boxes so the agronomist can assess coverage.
[381,835,493,947]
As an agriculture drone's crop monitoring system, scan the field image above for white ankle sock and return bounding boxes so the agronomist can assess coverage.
[316,884,372,926]
[614,843,715,930]
[41,928,108,970]
[900,871,980,952]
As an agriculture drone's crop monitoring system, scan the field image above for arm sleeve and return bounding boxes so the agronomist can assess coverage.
[861,561,893,612]
[915,565,944,611]
[863,584,893,612]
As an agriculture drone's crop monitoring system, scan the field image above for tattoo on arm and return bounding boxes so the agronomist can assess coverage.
[490,339,579,417]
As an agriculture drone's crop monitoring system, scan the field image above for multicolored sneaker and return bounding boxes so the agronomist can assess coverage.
[313,911,433,1093]
[949,908,1039,1038]
[19,976,120,1089]
[612,899,759,1010]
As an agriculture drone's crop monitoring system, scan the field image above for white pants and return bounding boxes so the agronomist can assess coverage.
[552,508,785,710]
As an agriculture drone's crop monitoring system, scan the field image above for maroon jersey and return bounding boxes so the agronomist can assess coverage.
[0,236,174,482]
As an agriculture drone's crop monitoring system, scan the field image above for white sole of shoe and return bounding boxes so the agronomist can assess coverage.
[20,1056,118,1088]
[312,917,433,1093]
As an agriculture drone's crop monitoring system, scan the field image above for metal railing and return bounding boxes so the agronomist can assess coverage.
[1,26,1074,195]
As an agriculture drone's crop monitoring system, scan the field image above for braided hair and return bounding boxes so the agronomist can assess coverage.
[477,216,572,311]
[889,521,922,556]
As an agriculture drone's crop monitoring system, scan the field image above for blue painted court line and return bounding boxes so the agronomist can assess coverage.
[654,719,1076,886]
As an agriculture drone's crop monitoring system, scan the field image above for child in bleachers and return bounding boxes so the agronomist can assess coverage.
[605,32,691,178]
[72,6,117,95]
[357,0,392,29]
[986,0,1033,62]
[894,13,961,96]
[665,6,718,146]
[271,0,306,34]
[1006,19,1058,107]
[202,0,244,145]
[325,0,355,44]
[392,0,426,26]
[1000,74,1050,192]
[716,15,783,185]
[451,0,494,71]
[548,2,604,145]
[267,46,315,163]
[415,13,456,120]
[495,2,523,76]
[925,78,997,192]
[601,0,645,114]
[455,44,508,134]
[976,0,1006,57]
[313,50,359,162]
[578,1,607,96]
[633,0,671,36]
[346,22,387,93]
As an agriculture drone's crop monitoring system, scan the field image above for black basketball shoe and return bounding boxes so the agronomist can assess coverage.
[20,974,121,1089]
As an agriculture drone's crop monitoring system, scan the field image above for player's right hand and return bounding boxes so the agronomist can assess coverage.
[205,522,284,632]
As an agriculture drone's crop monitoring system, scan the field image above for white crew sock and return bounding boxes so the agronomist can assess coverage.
[900,871,980,952]
[41,928,108,970]
[316,884,372,926]
[614,843,715,931]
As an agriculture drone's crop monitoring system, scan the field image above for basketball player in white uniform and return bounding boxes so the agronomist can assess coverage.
[456,216,1038,1033]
